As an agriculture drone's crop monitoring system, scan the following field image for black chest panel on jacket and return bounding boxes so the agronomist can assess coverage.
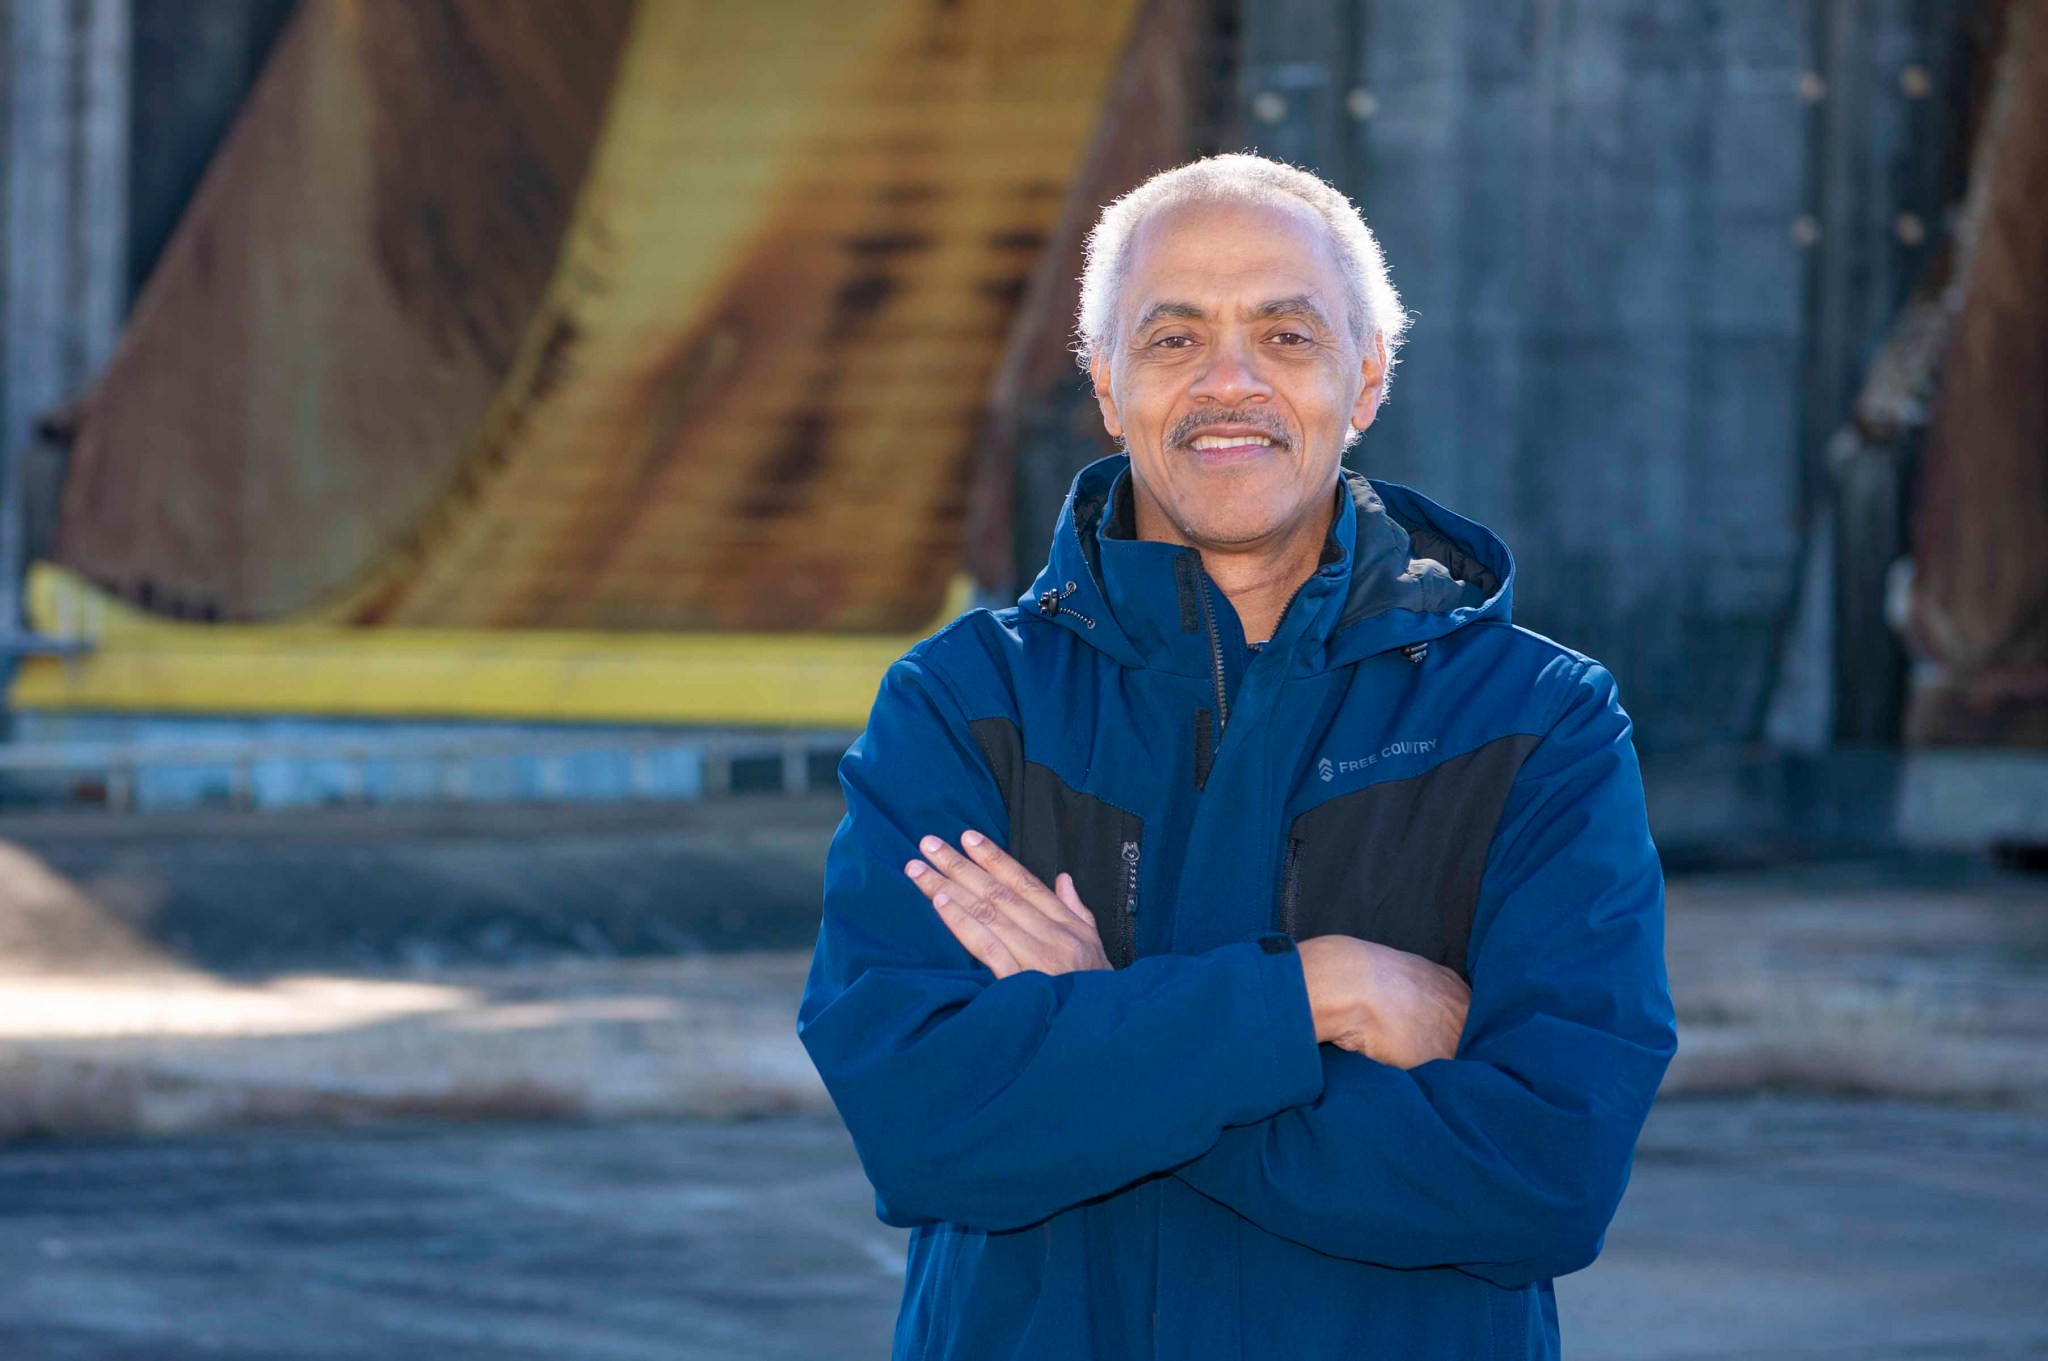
[969,708,1540,981]
[1278,732,1541,981]
[969,716,1144,969]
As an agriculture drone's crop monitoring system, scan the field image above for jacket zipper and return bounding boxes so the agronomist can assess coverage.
[1117,839,1141,966]
[1189,555,1318,788]
[1192,561,1230,731]
[1279,834,1305,937]
[1270,574,1313,647]
[1269,565,1318,935]
[1195,557,1319,736]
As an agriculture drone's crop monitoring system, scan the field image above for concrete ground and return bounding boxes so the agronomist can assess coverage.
[0,826,2040,1139]
[0,1093,2043,1360]
[0,804,2042,1356]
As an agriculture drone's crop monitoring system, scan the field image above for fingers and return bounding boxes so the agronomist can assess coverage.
[959,829,1052,895]
[955,832,1099,929]
[927,887,1021,978]
[914,834,1064,944]
[904,842,1060,972]
[903,832,1113,977]
[957,831,1077,930]
[951,833,1099,931]
[904,854,1022,975]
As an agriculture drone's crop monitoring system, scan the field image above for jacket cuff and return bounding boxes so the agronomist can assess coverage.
[1245,934,1325,1111]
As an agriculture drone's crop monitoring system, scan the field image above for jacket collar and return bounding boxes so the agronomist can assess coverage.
[1019,453,1513,675]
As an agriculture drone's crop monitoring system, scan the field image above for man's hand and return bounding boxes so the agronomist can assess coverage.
[1298,935,1470,1069]
[905,831,1109,978]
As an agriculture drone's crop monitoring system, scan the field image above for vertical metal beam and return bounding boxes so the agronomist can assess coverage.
[77,0,130,368]
[1801,0,1952,745]
[0,0,130,644]
[1805,0,1871,469]
[1805,0,1886,744]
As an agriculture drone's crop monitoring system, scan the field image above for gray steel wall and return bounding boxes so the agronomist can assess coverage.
[1239,0,1952,751]
[0,0,131,650]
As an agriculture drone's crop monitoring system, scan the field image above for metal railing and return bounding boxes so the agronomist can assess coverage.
[0,728,858,813]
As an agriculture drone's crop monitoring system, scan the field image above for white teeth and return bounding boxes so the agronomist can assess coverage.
[1189,434,1273,449]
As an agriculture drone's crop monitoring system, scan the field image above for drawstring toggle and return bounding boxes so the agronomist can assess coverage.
[1038,580,1096,629]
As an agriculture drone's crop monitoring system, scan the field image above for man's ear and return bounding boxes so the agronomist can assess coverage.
[1090,349,1124,440]
[1349,331,1387,433]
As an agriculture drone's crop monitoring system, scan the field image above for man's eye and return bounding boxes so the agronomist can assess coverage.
[1271,331,1310,345]
[1153,335,1193,349]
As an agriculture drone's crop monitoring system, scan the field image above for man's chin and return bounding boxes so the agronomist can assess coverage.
[1174,509,1296,551]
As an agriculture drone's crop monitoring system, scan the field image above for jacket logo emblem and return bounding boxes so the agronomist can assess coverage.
[1318,738,1439,780]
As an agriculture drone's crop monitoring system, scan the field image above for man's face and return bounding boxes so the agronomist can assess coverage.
[1090,196,1386,550]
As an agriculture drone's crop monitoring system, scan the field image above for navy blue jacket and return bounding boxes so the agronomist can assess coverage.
[799,453,1677,1359]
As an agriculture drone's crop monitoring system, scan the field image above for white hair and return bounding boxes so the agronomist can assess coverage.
[1074,153,1408,390]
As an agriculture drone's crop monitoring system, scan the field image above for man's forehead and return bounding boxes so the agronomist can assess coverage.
[1121,197,1344,321]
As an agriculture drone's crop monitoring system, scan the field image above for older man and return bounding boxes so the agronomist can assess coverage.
[798,153,1676,1360]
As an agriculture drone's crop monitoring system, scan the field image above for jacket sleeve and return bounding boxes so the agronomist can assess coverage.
[797,637,1326,1233]
[1172,659,1678,1287]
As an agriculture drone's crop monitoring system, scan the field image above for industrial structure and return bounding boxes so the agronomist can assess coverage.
[0,0,2040,850]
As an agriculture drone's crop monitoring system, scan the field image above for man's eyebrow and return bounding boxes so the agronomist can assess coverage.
[1132,300,1209,331]
[1247,294,1335,329]
[1130,295,1336,333]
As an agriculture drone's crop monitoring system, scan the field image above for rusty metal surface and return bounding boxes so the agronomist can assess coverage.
[322,0,1139,633]
[963,0,1221,590]
[51,0,1140,634]
[1905,0,2048,747]
[52,0,633,622]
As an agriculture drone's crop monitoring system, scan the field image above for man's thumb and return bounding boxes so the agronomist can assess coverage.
[1055,872,1095,925]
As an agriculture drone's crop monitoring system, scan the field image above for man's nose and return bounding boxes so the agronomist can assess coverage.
[1186,333,1273,405]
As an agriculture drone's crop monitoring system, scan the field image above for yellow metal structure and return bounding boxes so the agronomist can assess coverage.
[9,563,977,726]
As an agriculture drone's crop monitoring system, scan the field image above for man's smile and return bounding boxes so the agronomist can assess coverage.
[1176,419,1292,467]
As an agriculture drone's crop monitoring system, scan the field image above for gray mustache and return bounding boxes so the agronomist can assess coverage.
[1168,414,1292,449]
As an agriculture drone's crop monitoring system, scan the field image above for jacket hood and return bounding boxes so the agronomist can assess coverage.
[1018,453,1514,674]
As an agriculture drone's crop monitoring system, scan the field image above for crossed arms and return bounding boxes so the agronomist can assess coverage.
[903,827,1472,1069]
[796,649,1678,1289]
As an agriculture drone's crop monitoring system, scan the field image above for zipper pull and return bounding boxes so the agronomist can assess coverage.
[1120,840,1141,915]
